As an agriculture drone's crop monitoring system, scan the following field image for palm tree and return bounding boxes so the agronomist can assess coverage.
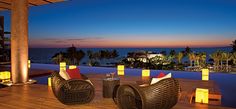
[111,49,119,58]
[226,52,233,72]
[188,52,195,67]
[232,52,236,65]
[222,52,232,72]
[169,49,176,57]
[166,55,175,64]
[216,50,224,71]
[198,52,207,68]
[185,46,192,54]
[65,45,85,65]
[176,52,184,64]
[51,45,85,65]
[87,50,93,66]
[210,52,220,71]
[51,52,64,64]
[194,54,200,67]
[231,39,236,52]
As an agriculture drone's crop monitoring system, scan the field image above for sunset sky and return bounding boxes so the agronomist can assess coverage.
[1,0,236,48]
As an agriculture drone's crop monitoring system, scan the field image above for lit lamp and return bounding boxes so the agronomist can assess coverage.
[0,71,11,82]
[0,72,3,79]
[202,69,209,81]
[69,65,77,69]
[195,88,209,104]
[28,60,31,68]
[6,72,10,81]
[48,77,51,87]
[60,62,66,72]
[142,69,150,77]
[0,72,4,81]
[117,65,125,75]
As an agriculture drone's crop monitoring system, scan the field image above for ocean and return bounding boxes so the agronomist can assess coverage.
[29,47,232,65]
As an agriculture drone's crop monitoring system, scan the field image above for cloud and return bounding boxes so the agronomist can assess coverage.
[29,35,234,48]
[54,40,66,43]
[29,37,109,48]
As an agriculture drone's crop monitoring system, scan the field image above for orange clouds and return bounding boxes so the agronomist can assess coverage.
[29,36,233,48]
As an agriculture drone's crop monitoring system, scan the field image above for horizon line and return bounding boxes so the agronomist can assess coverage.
[29,45,231,49]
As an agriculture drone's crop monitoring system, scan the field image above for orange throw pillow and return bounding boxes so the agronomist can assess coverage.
[66,68,82,79]
[157,72,166,78]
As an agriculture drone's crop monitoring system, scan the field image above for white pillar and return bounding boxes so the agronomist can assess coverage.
[11,0,29,84]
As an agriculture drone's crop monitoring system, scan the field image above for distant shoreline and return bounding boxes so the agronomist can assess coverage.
[29,46,231,49]
[29,47,232,66]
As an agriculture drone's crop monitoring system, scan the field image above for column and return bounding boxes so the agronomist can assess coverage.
[11,0,29,84]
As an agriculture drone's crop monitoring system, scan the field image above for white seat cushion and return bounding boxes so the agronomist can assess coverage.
[150,73,172,85]
[59,70,70,80]
[85,79,93,85]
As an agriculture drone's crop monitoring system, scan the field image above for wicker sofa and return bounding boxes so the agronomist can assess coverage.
[51,72,95,105]
[115,78,180,109]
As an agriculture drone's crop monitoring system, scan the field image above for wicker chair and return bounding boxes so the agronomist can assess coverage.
[116,78,180,109]
[51,72,95,105]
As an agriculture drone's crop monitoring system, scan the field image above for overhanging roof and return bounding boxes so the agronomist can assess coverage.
[0,0,65,11]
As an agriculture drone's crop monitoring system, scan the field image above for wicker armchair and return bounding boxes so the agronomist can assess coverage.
[51,72,95,105]
[116,78,180,109]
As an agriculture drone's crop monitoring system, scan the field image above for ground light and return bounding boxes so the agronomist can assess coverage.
[60,62,66,72]
[69,65,77,69]
[195,88,209,104]
[0,71,11,82]
[142,69,150,77]
[202,69,209,81]
[48,77,51,87]
[117,65,124,75]
[28,60,31,68]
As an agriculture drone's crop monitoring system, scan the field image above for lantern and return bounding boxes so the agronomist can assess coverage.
[0,72,4,80]
[48,77,51,86]
[195,88,209,104]
[0,72,4,81]
[202,69,209,80]
[6,72,10,80]
[0,71,11,82]
[60,62,66,72]
[142,69,150,77]
[69,65,77,69]
[28,60,31,68]
[117,65,124,75]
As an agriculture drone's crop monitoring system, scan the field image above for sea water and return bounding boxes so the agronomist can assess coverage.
[29,47,232,65]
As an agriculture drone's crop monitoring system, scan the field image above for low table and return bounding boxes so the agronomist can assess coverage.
[177,79,222,105]
[103,78,120,98]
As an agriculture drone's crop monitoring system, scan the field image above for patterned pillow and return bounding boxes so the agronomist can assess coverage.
[66,68,82,79]
[157,72,166,78]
